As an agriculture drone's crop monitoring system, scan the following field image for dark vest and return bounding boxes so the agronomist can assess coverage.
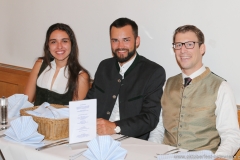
[34,61,73,106]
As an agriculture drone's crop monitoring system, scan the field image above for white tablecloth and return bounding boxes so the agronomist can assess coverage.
[0,129,182,160]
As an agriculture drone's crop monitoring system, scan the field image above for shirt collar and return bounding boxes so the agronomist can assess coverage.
[118,54,136,78]
[50,60,68,71]
[182,65,206,83]
[50,60,56,69]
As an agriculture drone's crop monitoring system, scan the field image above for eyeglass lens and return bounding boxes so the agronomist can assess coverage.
[173,41,195,49]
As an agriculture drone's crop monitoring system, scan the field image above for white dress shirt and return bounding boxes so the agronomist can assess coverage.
[148,65,240,158]
[109,54,136,122]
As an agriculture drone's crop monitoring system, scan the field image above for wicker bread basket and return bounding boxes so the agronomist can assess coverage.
[20,104,69,140]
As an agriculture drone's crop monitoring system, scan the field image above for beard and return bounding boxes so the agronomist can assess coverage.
[112,45,136,63]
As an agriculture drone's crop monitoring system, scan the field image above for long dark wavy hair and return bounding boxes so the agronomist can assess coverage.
[41,23,90,98]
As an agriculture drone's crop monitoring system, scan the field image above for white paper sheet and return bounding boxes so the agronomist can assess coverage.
[69,99,97,144]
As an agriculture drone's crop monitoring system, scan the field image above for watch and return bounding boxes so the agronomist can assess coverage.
[114,126,121,134]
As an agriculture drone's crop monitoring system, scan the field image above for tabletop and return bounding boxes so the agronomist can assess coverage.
[0,129,179,160]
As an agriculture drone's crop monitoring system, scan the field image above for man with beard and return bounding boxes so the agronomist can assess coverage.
[86,17,166,140]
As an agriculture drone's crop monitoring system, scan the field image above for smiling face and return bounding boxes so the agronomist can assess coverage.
[110,25,140,66]
[48,30,71,65]
[174,31,205,75]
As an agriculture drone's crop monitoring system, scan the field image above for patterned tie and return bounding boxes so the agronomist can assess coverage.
[184,77,192,87]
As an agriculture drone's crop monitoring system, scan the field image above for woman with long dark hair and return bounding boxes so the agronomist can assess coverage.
[24,23,90,105]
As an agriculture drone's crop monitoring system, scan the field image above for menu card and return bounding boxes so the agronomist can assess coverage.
[69,99,97,144]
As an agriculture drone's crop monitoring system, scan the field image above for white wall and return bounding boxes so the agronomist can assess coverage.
[1,0,240,104]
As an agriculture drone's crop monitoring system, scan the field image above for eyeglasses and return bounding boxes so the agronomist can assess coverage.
[172,41,202,50]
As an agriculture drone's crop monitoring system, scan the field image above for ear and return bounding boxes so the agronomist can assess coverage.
[136,36,140,48]
[200,44,206,55]
[172,47,175,54]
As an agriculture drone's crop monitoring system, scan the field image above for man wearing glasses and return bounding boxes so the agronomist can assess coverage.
[149,25,240,159]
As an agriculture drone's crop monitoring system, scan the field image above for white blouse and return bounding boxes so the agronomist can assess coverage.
[37,60,69,94]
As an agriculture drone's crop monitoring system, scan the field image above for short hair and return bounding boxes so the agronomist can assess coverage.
[109,17,138,38]
[173,25,204,45]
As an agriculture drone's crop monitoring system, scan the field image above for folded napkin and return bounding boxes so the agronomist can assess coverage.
[82,135,127,160]
[26,102,69,119]
[4,116,44,147]
[157,150,215,160]
[8,94,34,118]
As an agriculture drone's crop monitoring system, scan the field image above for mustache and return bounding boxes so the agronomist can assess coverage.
[115,48,129,52]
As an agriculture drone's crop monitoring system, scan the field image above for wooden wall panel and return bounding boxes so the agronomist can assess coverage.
[0,63,31,97]
[234,151,240,160]
[0,82,18,97]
